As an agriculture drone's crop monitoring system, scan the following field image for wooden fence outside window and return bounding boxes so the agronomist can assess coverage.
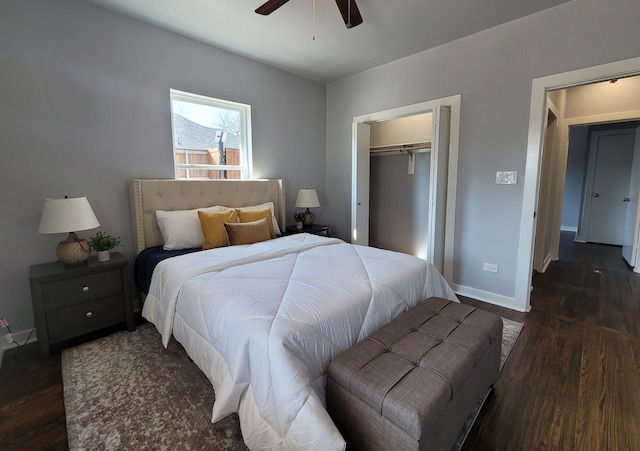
[175,147,241,179]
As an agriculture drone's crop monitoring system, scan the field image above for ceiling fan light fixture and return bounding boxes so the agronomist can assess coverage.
[255,0,363,29]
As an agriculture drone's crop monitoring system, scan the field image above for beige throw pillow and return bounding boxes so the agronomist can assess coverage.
[224,218,272,245]
[236,208,276,239]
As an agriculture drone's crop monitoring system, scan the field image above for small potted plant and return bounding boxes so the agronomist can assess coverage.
[293,212,306,229]
[89,231,123,262]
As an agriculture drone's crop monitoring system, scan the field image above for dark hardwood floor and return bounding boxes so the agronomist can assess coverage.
[0,343,67,450]
[1,231,639,450]
[0,325,131,450]
[462,231,640,450]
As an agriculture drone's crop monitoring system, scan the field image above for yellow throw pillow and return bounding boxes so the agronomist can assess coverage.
[224,218,272,246]
[198,209,239,250]
[237,208,276,238]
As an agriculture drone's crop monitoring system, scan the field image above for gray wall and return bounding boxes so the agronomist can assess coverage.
[325,0,640,307]
[0,0,326,335]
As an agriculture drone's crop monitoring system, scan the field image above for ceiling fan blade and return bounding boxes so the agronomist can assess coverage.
[335,0,363,28]
[255,0,290,15]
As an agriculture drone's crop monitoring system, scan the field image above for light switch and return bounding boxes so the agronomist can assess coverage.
[496,171,518,185]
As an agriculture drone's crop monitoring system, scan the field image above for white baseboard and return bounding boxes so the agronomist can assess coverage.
[561,226,578,232]
[452,284,530,312]
[0,328,37,368]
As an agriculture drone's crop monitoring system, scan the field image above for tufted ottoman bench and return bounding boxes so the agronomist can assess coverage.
[326,297,502,451]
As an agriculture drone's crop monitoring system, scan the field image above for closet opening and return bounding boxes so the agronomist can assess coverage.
[351,95,461,281]
[369,113,433,260]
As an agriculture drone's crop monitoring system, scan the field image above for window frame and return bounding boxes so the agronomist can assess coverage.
[169,89,253,180]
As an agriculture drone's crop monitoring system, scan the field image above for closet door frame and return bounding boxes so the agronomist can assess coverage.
[351,95,461,282]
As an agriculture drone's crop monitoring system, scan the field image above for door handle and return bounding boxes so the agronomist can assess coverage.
[593,193,600,198]
[623,197,631,202]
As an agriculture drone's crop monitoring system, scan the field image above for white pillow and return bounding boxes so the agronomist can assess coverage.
[237,201,281,235]
[156,206,226,250]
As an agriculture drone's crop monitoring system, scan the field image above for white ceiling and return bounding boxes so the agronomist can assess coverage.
[84,0,571,83]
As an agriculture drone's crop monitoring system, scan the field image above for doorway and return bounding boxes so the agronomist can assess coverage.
[533,112,640,284]
[351,95,461,281]
[369,112,433,258]
[517,56,640,313]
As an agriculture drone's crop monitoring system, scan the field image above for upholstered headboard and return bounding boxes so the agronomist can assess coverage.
[129,179,286,255]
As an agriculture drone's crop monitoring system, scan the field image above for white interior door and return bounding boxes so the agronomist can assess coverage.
[429,106,451,272]
[622,125,640,266]
[351,122,370,244]
[587,132,635,245]
[533,109,558,272]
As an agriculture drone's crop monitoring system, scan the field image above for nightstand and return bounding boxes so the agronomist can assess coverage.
[29,252,135,359]
[285,224,331,237]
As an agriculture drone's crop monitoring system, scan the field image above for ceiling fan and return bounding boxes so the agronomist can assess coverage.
[255,0,363,29]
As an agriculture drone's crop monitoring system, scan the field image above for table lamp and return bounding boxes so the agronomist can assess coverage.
[295,189,320,227]
[38,196,100,265]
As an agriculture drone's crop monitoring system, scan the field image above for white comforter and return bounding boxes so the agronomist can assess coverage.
[142,233,457,450]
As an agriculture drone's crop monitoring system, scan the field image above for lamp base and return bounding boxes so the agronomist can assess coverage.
[57,232,91,265]
[304,208,315,227]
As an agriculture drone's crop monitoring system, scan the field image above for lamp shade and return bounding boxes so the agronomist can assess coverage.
[38,197,100,234]
[295,189,320,208]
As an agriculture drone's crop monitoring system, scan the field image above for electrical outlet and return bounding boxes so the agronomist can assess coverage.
[0,318,8,328]
[483,262,499,273]
[3,333,13,345]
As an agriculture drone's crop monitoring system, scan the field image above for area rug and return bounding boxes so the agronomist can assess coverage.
[61,324,247,450]
[62,318,523,450]
[499,317,523,370]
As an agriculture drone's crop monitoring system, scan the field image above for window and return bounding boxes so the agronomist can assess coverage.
[170,89,252,180]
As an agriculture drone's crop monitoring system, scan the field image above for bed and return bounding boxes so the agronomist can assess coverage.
[129,178,458,451]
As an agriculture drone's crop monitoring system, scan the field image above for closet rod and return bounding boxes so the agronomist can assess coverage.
[370,143,432,154]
